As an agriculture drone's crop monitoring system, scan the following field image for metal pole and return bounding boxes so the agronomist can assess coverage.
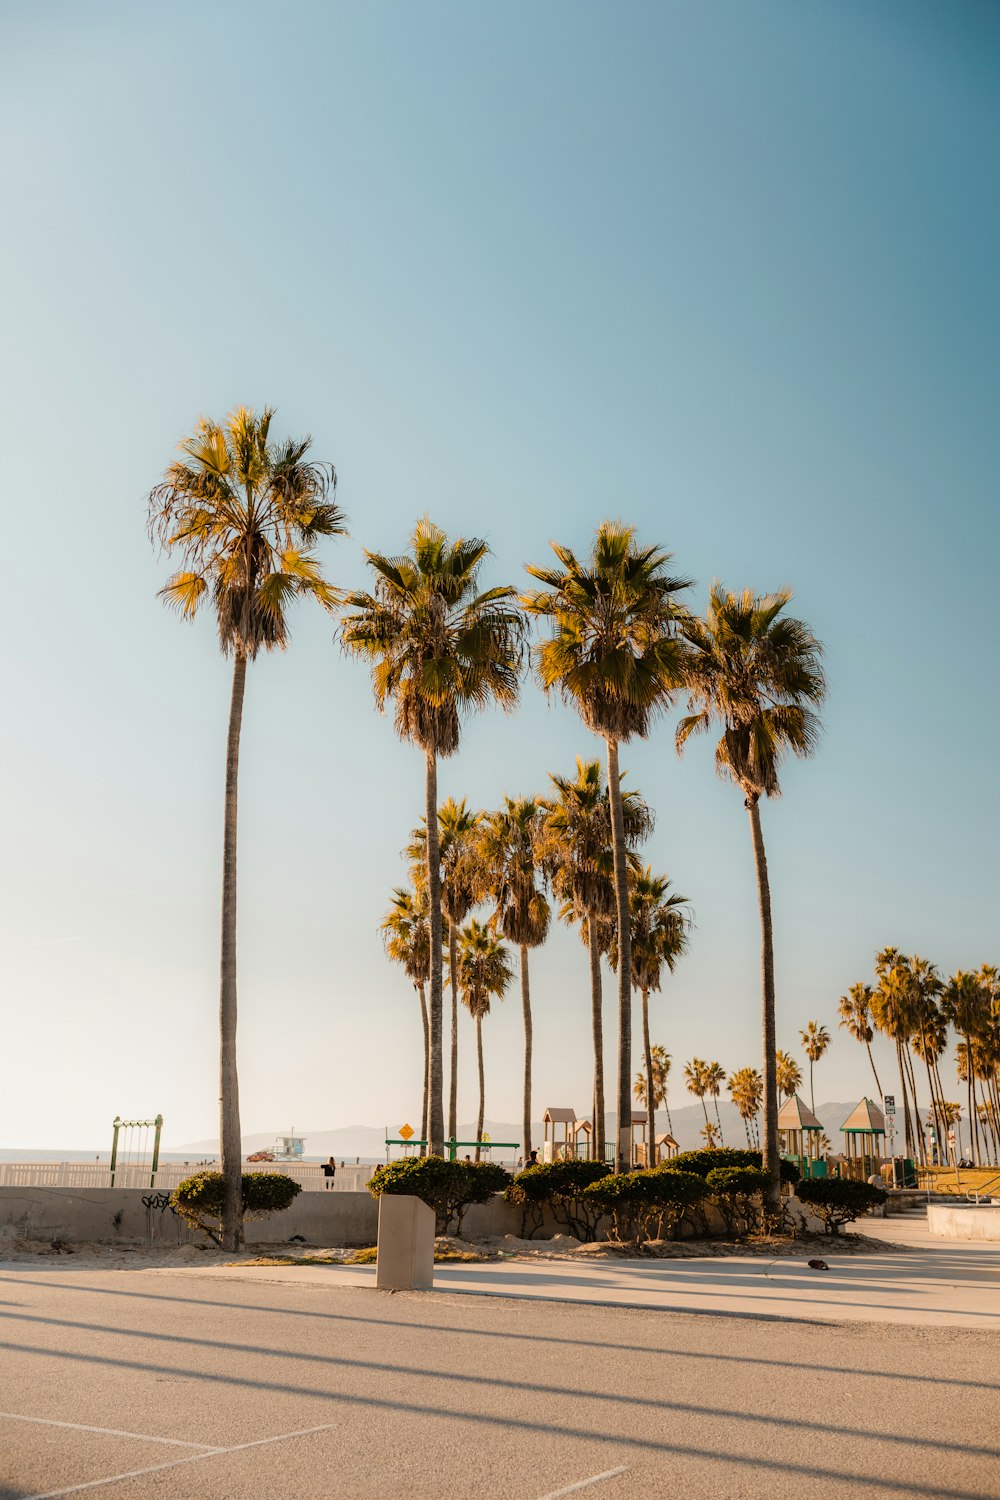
[150,1115,163,1188]
[110,1117,122,1187]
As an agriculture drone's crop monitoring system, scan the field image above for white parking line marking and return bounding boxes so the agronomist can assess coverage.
[0,1411,216,1450]
[23,1423,339,1499]
[534,1467,629,1500]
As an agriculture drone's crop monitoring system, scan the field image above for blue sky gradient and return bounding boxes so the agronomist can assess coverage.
[1,1,997,1148]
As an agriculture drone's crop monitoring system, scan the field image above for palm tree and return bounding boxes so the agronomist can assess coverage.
[148,407,344,1250]
[619,868,690,1166]
[838,983,884,1101]
[800,1021,831,1115]
[408,798,482,1143]
[342,520,524,1156]
[634,1045,672,1135]
[872,948,927,1162]
[380,887,432,1151]
[775,1050,801,1100]
[455,919,515,1159]
[524,524,690,1168]
[942,970,988,1167]
[475,797,550,1159]
[728,1067,763,1147]
[539,757,653,1161]
[685,1058,712,1134]
[704,1061,727,1145]
[677,585,826,1210]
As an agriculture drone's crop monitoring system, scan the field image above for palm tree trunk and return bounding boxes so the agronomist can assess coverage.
[417,982,429,1157]
[713,1092,724,1144]
[699,1094,710,1131]
[904,1047,925,1165]
[425,751,444,1156]
[588,922,606,1161]
[809,1059,815,1116]
[219,652,247,1253]
[966,1037,978,1165]
[448,921,459,1145]
[641,988,655,1167]
[606,737,632,1172]
[747,796,780,1213]
[865,1041,884,1103]
[520,943,533,1160]
[475,1013,485,1162]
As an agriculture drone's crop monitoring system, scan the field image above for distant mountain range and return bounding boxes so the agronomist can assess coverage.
[173,1098,867,1161]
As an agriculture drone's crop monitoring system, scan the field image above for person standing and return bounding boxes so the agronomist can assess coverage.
[321,1157,337,1190]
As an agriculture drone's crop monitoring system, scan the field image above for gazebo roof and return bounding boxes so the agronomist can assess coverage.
[841,1098,886,1134]
[543,1107,576,1124]
[655,1133,679,1148]
[572,1118,593,1135]
[629,1110,648,1125]
[777,1094,823,1131]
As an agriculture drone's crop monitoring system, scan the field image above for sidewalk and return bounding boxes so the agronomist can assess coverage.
[162,1213,1000,1330]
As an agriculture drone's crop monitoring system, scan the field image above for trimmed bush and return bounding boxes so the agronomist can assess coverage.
[664,1148,800,1186]
[171,1170,302,1244]
[583,1168,708,1246]
[796,1178,886,1234]
[705,1166,769,1235]
[504,1159,611,1240]
[367,1156,511,1235]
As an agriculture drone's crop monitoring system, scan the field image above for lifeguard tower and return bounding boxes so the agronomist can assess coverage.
[840,1099,886,1181]
[274,1127,306,1162]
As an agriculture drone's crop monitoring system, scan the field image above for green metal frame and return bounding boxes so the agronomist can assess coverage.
[110,1114,164,1187]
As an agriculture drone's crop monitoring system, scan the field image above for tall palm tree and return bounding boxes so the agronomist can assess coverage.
[728,1067,763,1147]
[455,919,515,1160]
[616,868,690,1166]
[942,970,988,1167]
[342,520,524,1155]
[380,887,432,1151]
[475,797,550,1159]
[524,524,690,1168]
[704,1061,727,1144]
[775,1050,802,1100]
[407,798,482,1142]
[539,757,653,1161]
[872,948,926,1162]
[800,1021,831,1115]
[148,407,344,1250]
[634,1045,673,1138]
[838,982,884,1101]
[684,1058,712,1134]
[677,585,826,1210]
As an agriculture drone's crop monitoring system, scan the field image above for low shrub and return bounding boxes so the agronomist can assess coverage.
[705,1166,769,1235]
[583,1168,708,1246]
[171,1171,302,1244]
[504,1159,611,1240]
[664,1148,800,1187]
[367,1156,511,1235]
[796,1178,887,1234]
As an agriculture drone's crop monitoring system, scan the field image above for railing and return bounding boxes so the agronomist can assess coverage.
[0,1161,375,1193]
[968,1172,1000,1204]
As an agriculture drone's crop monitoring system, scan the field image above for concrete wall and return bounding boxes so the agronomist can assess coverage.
[928,1203,1000,1242]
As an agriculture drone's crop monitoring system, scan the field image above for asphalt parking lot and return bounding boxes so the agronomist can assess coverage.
[1,1263,998,1499]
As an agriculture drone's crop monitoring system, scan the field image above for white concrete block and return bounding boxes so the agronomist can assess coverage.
[376,1193,435,1290]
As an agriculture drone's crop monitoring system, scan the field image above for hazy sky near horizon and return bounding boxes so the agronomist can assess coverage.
[1,2,998,1150]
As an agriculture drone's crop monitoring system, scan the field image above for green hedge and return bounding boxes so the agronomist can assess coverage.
[504,1159,611,1240]
[705,1166,770,1234]
[583,1168,708,1246]
[796,1178,887,1234]
[367,1156,511,1235]
[663,1148,800,1186]
[170,1171,302,1244]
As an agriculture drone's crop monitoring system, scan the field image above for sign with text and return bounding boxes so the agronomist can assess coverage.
[398,1123,415,1141]
[884,1095,895,1114]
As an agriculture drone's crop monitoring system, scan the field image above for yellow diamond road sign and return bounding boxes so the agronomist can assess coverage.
[399,1123,415,1141]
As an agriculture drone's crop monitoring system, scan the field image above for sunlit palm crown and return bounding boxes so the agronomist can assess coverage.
[539,757,652,928]
[676,584,826,801]
[407,798,483,926]
[148,406,345,658]
[838,982,875,1045]
[455,918,515,1020]
[475,797,551,949]
[634,1045,671,1106]
[608,867,690,992]
[775,1050,802,1096]
[522,521,691,741]
[728,1066,763,1117]
[800,1020,831,1063]
[341,518,524,756]
[380,886,431,987]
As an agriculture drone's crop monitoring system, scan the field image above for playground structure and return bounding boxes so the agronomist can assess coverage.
[109,1115,163,1188]
[541,1109,598,1162]
[840,1098,888,1181]
[383,1136,521,1165]
[778,1095,827,1180]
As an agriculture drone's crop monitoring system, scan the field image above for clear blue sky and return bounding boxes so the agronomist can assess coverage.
[1,1,997,1149]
